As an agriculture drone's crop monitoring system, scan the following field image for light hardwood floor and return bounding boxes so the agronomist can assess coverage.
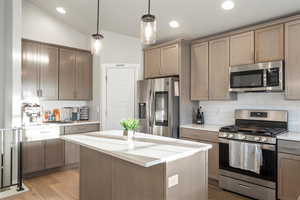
[4,169,250,200]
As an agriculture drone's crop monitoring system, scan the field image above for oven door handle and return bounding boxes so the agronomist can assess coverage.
[263,69,267,87]
[218,138,276,151]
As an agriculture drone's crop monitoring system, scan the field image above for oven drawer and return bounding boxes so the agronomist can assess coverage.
[278,140,300,155]
[219,175,275,200]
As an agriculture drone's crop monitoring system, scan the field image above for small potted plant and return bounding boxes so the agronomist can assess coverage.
[120,119,139,140]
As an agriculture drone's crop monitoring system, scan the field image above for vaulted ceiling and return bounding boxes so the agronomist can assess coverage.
[28,0,300,41]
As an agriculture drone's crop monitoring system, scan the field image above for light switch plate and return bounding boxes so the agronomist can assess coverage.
[168,174,179,188]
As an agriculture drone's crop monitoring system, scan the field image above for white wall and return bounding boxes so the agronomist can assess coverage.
[199,93,300,131]
[0,0,5,128]
[0,0,22,185]
[22,0,90,50]
[90,31,143,124]
[22,0,143,124]
[101,30,143,66]
[0,0,22,128]
[22,0,90,112]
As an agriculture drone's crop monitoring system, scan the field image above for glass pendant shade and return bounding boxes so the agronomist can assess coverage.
[141,14,157,45]
[91,0,104,55]
[91,33,104,56]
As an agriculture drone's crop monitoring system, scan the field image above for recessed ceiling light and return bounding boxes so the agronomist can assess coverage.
[56,7,66,14]
[222,0,235,10]
[169,20,180,28]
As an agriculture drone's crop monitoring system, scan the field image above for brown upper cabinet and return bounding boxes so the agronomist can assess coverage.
[22,39,93,101]
[191,42,209,100]
[59,48,76,100]
[75,51,93,100]
[285,20,300,100]
[255,24,284,63]
[230,31,255,66]
[209,37,236,100]
[144,43,179,78]
[22,40,59,100]
[160,44,179,76]
[59,48,92,100]
[144,48,161,78]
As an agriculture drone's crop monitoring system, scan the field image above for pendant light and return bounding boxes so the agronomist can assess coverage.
[141,0,157,45]
[91,0,104,55]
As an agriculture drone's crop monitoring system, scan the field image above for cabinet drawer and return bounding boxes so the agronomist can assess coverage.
[64,124,100,134]
[180,128,218,143]
[278,140,300,155]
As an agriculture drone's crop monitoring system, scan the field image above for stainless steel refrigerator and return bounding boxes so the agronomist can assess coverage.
[137,77,179,138]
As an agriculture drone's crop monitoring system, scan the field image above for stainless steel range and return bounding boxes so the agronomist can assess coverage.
[218,109,288,200]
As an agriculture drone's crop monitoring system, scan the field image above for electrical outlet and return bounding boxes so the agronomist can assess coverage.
[168,174,179,188]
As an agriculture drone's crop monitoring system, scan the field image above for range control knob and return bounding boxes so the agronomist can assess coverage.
[254,137,260,141]
[220,133,227,138]
[260,137,267,143]
[240,135,246,140]
[228,134,234,138]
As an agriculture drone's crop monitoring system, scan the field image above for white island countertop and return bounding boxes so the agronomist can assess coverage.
[61,130,212,168]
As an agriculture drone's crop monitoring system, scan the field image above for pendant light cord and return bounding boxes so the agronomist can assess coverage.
[148,0,151,14]
[96,0,100,34]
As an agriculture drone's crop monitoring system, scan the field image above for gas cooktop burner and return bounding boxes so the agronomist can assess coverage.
[218,109,288,144]
[219,125,287,137]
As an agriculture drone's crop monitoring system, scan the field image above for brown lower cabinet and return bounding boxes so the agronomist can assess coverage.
[278,140,300,200]
[180,128,219,181]
[22,123,100,175]
[22,141,45,174]
[64,123,100,166]
[45,139,65,169]
[65,142,80,165]
[22,139,64,175]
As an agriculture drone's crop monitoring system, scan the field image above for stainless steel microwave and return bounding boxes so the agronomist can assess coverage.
[229,61,284,92]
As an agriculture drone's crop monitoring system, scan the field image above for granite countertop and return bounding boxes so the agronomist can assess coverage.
[277,132,300,142]
[180,124,227,132]
[61,130,212,168]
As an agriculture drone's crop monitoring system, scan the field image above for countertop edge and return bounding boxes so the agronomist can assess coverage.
[277,132,300,142]
[180,124,227,132]
[24,121,101,128]
[61,135,212,168]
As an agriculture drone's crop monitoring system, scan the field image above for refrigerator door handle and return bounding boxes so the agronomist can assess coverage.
[148,89,152,128]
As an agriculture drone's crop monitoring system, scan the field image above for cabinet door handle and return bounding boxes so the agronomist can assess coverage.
[238,184,251,190]
[40,89,43,97]
[37,89,40,97]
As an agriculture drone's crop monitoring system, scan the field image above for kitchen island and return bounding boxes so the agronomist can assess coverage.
[61,130,212,200]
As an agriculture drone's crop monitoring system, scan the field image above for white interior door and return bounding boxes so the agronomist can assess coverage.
[106,67,136,130]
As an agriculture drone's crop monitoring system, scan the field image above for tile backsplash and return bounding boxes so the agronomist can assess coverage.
[199,93,300,131]
[40,101,88,112]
